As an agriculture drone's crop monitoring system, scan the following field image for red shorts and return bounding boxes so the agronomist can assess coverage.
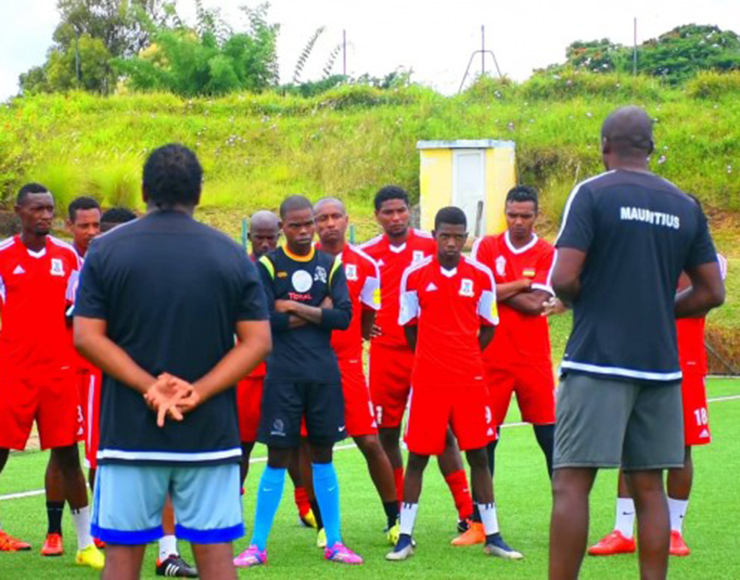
[0,369,83,451]
[339,359,378,437]
[681,372,711,447]
[405,382,494,456]
[237,376,264,444]
[369,343,415,428]
[485,363,556,426]
[78,368,102,469]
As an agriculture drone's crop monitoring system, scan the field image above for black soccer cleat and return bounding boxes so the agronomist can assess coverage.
[156,554,199,577]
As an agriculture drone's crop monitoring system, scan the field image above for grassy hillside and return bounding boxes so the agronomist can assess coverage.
[0,71,738,367]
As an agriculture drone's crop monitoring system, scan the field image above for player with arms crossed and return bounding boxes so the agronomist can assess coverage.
[589,253,728,558]
[314,197,400,542]
[0,184,103,570]
[361,186,474,531]
[386,207,522,562]
[237,195,362,567]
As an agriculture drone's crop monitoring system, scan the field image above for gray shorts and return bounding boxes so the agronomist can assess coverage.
[553,373,684,471]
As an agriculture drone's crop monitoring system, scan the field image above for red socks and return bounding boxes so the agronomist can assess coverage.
[445,470,473,520]
[294,486,311,516]
[393,468,404,505]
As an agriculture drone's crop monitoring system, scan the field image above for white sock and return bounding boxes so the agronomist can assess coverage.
[71,507,94,550]
[477,503,500,536]
[614,498,635,539]
[668,498,688,533]
[399,502,418,536]
[159,535,178,560]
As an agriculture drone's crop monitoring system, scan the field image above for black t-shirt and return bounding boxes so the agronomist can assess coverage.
[556,169,717,382]
[258,246,351,383]
[74,210,268,466]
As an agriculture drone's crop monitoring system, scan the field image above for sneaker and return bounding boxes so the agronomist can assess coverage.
[386,522,401,546]
[669,530,690,557]
[457,518,471,533]
[588,531,636,556]
[233,545,266,568]
[75,544,106,571]
[299,509,318,529]
[41,533,64,557]
[156,554,198,577]
[324,542,363,564]
[0,530,31,551]
[386,536,415,562]
[316,528,327,549]
[484,533,524,560]
[94,537,106,550]
[451,522,485,546]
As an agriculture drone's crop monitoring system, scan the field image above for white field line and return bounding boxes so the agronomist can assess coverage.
[2,394,739,502]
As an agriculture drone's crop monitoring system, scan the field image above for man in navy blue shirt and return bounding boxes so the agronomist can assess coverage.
[74,144,271,580]
[549,107,724,580]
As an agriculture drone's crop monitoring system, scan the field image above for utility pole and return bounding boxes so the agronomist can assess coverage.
[343,29,347,76]
[458,25,503,93]
[481,25,485,77]
[75,26,81,86]
[633,17,638,75]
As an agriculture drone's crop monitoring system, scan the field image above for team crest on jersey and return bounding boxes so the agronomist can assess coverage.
[50,258,65,277]
[412,250,424,263]
[292,270,313,292]
[495,256,506,277]
[459,279,474,297]
[523,268,536,278]
[314,265,327,283]
[345,264,358,281]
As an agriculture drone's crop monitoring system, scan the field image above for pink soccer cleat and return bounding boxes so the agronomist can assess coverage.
[324,542,363,565]
[233,544,267,567]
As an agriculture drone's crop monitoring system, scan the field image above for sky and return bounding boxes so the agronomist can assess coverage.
[0,0,738,100]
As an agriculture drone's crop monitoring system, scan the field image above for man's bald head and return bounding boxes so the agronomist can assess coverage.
[601,106,654,159]
[249,210,280,258]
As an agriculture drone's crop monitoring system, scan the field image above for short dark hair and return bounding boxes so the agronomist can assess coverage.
[17,182,49,205]
[142,144,203,208]
[374,185,409,211]
[280,195,313,219]
[506,185,539,212]
[68,196,101,222]
[101,207,137,224]
[601,106,654,157]
[434,206,467,230]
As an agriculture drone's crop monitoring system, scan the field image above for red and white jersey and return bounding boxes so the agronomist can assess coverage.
[0,235,80,374]
[70,246,97,375]
[360,228,435,349]
[676,253,728,375]
[472,231,555,366]
[319,243,380,361]
[399,255,498,386]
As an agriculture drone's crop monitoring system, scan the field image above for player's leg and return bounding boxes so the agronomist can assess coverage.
[437,430,474,530]
[0,447,32,551]
[298,436,326,542]
[533,423,555,477]
[102,545,147,580]
[171,463,242,580]
[666,447,692,556]
[483,367,516,479]
[386,452,429,561]
[288,435,314,527]
[378,426,404,502]
[516,363,557,478]
[239,442,255,485]
[306,381,361,564]
[43,453,66,556]
[156,497,198,577]
[354,434,400,533]
[624,470,670,579]
[588,470,637,556]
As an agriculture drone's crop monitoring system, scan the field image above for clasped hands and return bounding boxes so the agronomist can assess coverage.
[144,373,202,428]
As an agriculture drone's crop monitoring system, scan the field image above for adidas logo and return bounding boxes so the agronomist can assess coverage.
[426,282,438,292]
[13,265,25,275]
[487,428,494,437]
[699,428,710,439]
[377,259,385,267]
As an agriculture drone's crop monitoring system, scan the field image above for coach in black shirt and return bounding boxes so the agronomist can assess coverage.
[74,144,270,579]
[549,107,724,580]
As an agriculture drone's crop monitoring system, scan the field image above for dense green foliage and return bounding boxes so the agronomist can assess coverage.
[545,24,740,84]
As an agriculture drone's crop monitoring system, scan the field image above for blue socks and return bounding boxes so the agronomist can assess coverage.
[313,462,341,547]
[250,466,286,551]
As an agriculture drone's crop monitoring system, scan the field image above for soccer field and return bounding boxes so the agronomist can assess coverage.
[1,379,738,579]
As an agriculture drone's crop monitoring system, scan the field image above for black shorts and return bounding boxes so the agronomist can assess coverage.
[258,380,346,448]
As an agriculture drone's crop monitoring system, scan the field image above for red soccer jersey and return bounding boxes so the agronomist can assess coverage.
[0,236,80,375]
[318,244,380,361]
[360,228,436,349]
[399,255,498,386]
[472,231,555,367]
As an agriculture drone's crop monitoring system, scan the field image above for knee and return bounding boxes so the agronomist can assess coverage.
[52,445,80,472]
[310,445,333,464]
[355,435,380,457]
[267,447,292,469]
[406,454,429,473]
[466,449,487,470]
[379,428,399,448]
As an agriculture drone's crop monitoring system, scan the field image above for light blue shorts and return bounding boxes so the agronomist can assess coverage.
[91,462,243,545]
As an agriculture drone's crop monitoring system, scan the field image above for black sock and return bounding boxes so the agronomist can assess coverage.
[533,424,555,479]
[486,437,499,478]
[310,499,324,530]
[46,501,64,535]
[472,503,482,524]
[383,500,400,529]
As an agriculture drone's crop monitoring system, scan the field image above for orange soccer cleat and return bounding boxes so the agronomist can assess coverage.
[669,530,690,557]
[41,533,64,557]
[451,521,486,546]
[588,531,636,556]
[0,530,32,551]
